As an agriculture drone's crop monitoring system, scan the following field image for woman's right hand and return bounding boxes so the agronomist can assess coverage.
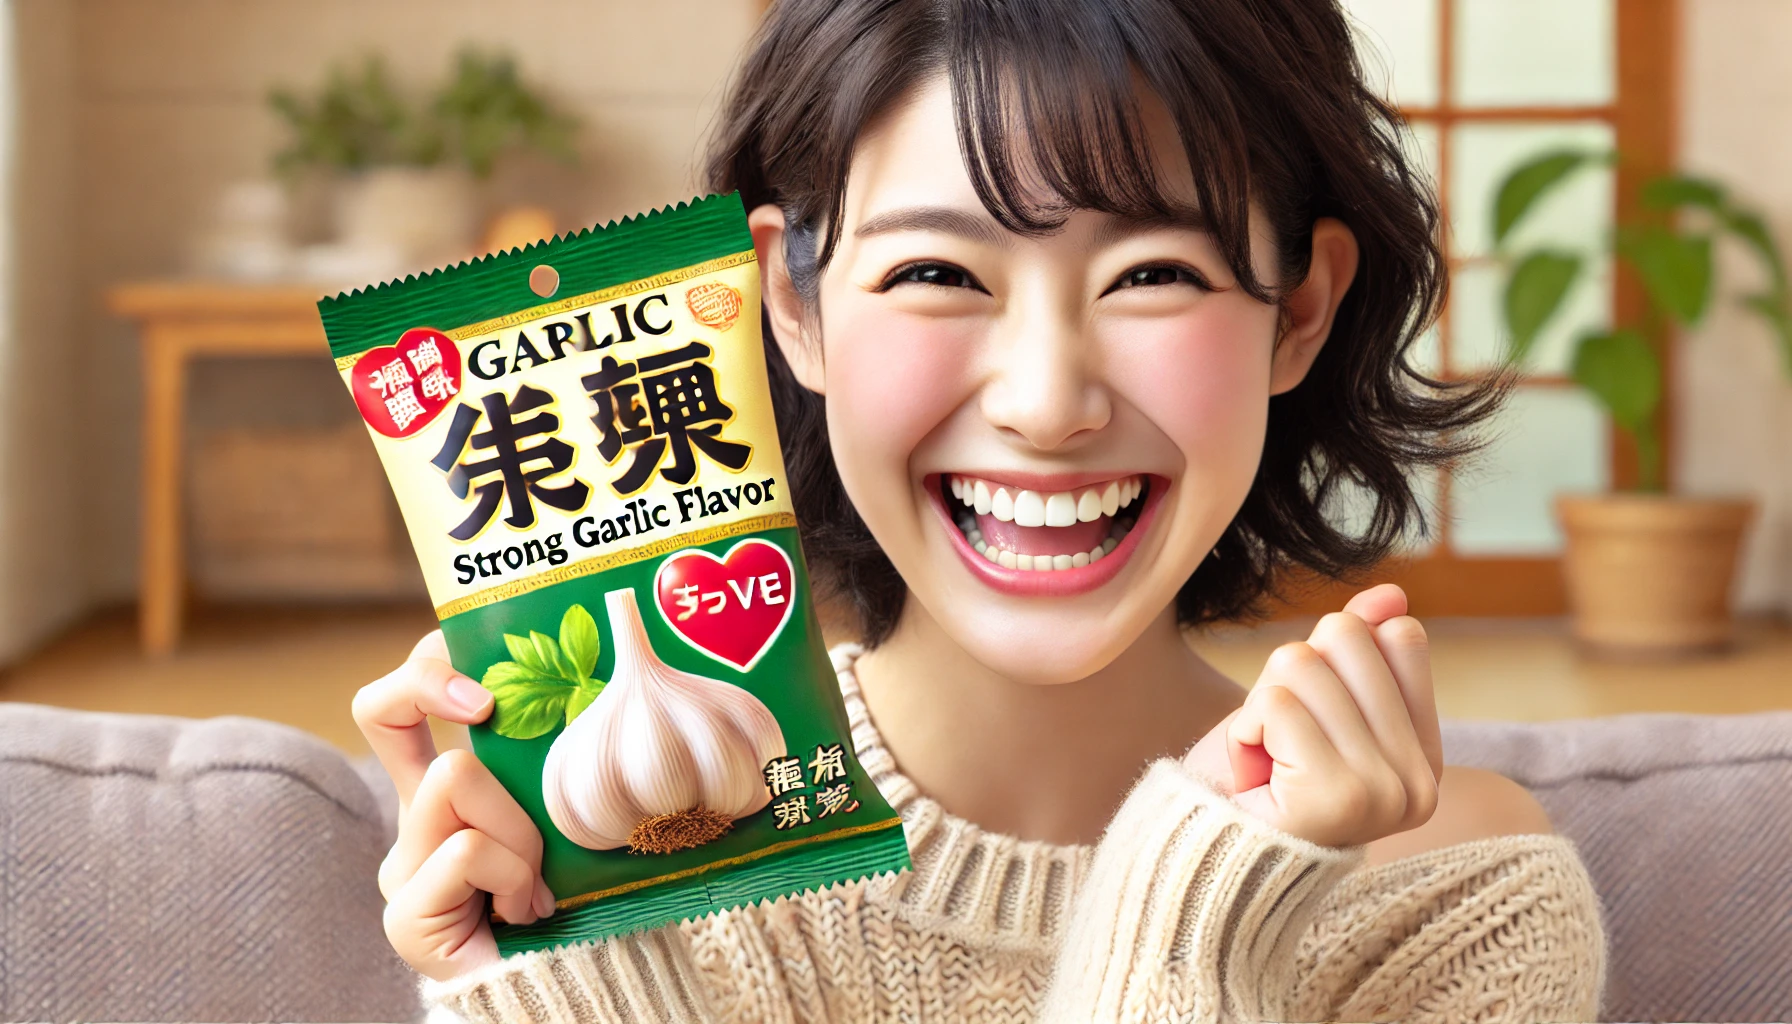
[1181,584,1442,849]
[353,630,556,981]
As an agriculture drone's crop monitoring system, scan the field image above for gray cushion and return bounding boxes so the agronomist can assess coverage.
[1445,712,1792,1023]
[0,703,420,1022]
[5,699,1787,1022]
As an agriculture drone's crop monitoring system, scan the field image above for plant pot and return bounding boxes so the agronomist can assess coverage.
[1556,494,1755,658]
[331,166,477,273]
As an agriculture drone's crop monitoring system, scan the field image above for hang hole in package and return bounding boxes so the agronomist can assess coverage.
[320,193,910,954]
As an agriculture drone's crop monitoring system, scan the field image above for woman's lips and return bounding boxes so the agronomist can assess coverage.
[930,473,1163,596]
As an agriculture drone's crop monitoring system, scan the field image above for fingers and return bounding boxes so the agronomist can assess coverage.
[352,631,494,808]
[1253,641,1387,772]
[1336,589,1441,776]
[1242,630,1437,842]
[380,748,546,903]
[383,828,537,981]
[1342,583,1407,627]
[1229,686,1357,839]
[407,828,542,927]
[411,629,452,662]
[1306,613,1438,811]
[1369,615,1444,781]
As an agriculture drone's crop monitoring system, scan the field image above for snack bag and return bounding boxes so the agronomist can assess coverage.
[320,194,909,955]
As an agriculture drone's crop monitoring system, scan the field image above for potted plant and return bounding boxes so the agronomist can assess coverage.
[1496,152,1792,656]
[268,51,578,274]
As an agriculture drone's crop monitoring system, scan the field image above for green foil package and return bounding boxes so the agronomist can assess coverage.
[319,194,909,954]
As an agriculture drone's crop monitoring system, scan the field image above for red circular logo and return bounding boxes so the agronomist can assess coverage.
[685,282,744,332]
[349,328,463,438]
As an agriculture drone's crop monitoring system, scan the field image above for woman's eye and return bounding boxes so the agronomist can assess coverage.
[1107,264,1212,294]
[880,262,985,292]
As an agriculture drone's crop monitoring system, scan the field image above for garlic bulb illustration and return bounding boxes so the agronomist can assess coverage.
[542,588,787,854]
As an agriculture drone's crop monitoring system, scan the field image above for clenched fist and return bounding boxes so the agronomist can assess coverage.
[1183,584,1442,848]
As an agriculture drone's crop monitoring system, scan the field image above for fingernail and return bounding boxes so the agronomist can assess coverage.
[447,676,491,715]
[534,879,557,918]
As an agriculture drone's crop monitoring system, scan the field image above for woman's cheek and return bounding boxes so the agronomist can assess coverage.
[823,308,978,496]
[1107,304,1274,481]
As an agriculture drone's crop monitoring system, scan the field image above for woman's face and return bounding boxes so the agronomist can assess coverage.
[758,77,1344,684]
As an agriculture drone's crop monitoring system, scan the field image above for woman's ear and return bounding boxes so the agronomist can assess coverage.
[747,203,825,395]
[1269,217,1360,395]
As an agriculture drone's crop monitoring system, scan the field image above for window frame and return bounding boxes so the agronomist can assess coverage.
[1279,0,1678,616]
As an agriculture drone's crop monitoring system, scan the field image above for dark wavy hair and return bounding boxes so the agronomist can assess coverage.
[705,0,1502,647]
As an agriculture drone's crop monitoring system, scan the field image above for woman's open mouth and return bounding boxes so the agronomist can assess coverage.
[929,472,1162,595]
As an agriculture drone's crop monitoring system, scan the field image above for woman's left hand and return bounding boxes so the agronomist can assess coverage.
[1182,583,1443,848]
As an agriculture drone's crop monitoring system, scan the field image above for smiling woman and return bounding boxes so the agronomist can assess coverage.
[378,2,1605,1022]
[740,74,1377,691]
[715,3,1502,650]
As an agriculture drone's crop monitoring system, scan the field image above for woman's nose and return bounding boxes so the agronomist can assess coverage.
[977,297,1112,451]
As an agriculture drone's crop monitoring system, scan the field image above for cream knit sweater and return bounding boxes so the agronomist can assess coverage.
[426,645,1606,1023]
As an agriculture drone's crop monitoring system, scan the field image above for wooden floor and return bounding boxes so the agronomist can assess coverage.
[2,602,1788,757]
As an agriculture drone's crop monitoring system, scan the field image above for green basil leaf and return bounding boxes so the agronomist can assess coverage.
[1503,251,1581,363]
[504,633,548,673]
[564,679,604,725]
[481,661,576,740]
[530,630,576,681]
[559,604,600,681]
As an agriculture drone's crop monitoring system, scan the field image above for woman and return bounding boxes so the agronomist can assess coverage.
[357,1,1606,1019]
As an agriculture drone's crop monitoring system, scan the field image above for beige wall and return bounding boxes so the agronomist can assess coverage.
[9,0,1787,659]
[1679,0,1792,614]
[0,0,82,663]
[71,0,760,605]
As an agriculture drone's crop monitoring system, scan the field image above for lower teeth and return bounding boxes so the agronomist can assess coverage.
[955,515,1133,571]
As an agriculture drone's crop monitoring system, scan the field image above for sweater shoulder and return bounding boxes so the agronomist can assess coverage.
[1293,833,1607,1023]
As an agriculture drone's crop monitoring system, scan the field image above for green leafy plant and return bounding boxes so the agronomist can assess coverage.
[1495,150,1792,492]
[268,56,443,174]
[480,604,605,740]
[268,49,579,179]
[432,51,579,179]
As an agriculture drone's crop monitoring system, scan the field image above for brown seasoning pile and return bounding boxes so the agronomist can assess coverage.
[628,807,737,854]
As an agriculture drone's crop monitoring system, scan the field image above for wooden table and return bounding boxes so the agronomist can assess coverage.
[107,282,333,654]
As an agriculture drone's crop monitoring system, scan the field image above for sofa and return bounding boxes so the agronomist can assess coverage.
[1,701,1788,1022]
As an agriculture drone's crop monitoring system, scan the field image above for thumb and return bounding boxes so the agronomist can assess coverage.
[1183,708,1244,795]
[1226,694,1293,832]
[1226,697,1275,793]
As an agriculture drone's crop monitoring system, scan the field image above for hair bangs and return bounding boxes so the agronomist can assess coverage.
[944,0,1272,301]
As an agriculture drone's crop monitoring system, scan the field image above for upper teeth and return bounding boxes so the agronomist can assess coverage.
[946,474,1143,524]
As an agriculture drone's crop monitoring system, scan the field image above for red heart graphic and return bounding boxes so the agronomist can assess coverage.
[350,328,463,438]
[653,539,796,672]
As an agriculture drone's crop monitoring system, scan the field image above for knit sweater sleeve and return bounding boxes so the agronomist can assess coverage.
[418,925,723,1024]
[1287,833,1606,1023]
[1037,757,1367,1023]
[1039,758,1608,1024]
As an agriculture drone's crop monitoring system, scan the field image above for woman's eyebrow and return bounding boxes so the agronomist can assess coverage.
[1091,212,1212,250]
[854,206,1011,248]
